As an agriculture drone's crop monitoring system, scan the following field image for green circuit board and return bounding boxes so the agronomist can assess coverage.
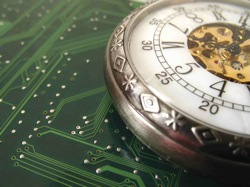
[0,0,225,186]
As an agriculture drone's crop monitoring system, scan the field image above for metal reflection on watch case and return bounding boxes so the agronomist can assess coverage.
[105,0,250,184]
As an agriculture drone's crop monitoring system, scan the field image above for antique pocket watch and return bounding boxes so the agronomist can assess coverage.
[105,0,250,183]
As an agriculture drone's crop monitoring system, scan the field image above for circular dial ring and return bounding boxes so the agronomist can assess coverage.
[126,0,250,135]
[105,0,250,183]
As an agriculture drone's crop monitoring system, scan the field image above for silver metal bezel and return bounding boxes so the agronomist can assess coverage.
[105,0,250,184]
[124,0,250,137]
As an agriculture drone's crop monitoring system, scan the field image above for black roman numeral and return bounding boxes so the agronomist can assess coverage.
[213,10,226,20]
[162,42,185,49]
[239,12,249,27]
[169,22,189,34]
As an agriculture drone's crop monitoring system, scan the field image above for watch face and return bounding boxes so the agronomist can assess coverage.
[126,0,250,136]
[105,0,250,181]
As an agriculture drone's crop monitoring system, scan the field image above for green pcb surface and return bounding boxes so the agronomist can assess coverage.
[0,0,224,186]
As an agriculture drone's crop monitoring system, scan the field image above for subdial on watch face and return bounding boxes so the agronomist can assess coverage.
[188,23,250,85]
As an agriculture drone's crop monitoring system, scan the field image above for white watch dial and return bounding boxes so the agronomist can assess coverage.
[127,2,250,135]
